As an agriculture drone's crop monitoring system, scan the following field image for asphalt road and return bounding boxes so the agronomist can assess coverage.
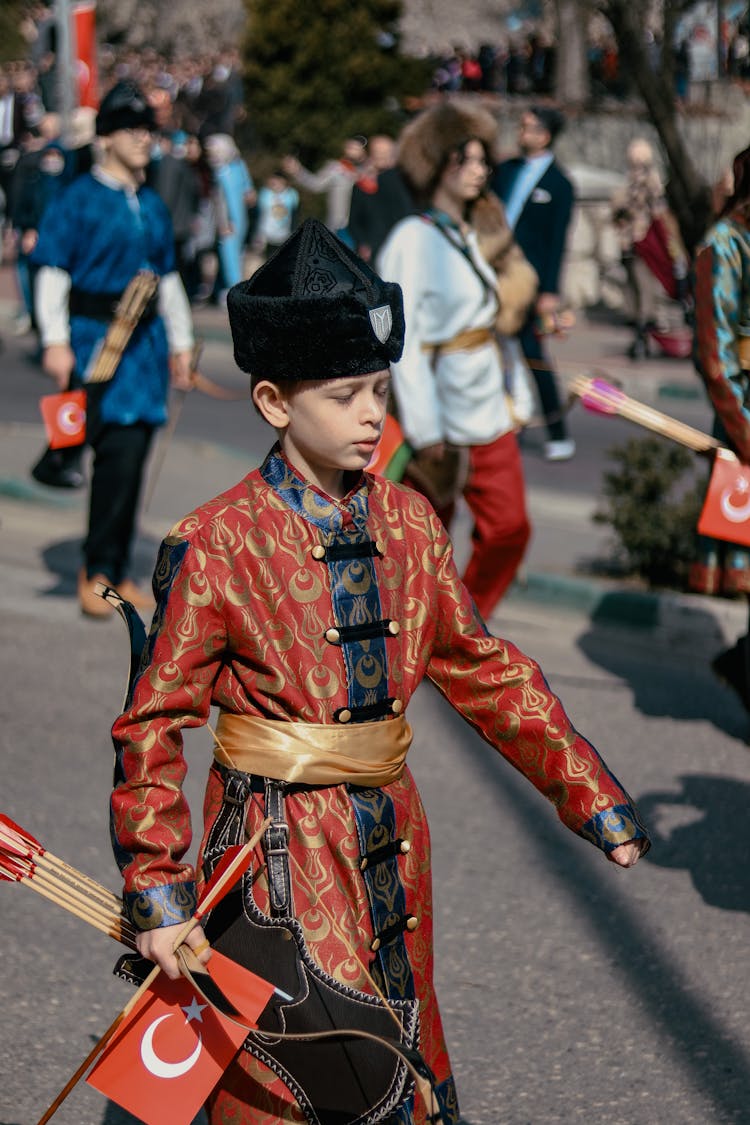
[1,301,749,1124]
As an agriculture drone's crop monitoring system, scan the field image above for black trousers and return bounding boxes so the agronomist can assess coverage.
[83,388,155,584]
[519,319,569,443]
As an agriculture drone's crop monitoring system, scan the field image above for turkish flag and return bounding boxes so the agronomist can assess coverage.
[39,390,87,449]
[73,2,99,109]
[698,448,750,547]
[87,952,275,1125]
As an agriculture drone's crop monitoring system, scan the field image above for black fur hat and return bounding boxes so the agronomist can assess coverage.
[96,81,156,136]
[227,219,404,381]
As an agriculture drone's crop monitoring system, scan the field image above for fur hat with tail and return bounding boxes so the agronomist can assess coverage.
[396,101,499,203]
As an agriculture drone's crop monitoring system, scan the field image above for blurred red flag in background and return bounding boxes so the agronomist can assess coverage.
[73,2,98,109]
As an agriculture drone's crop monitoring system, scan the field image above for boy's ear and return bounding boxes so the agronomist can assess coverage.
[252,380,290,428]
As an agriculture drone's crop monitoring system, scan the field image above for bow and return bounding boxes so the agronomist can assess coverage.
[189,368,251,402]
[143,340,251,512]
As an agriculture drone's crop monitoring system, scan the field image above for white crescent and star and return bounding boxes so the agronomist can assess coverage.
[720,481,750,524]
[139,997,208,1079]
[56,402,85,435]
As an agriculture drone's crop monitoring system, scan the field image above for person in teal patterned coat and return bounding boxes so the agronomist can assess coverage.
[693,145,750,707]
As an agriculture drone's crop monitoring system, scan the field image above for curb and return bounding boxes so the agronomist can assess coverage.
[0,473,81,508]
[507,569,747,642]
[1,422,743,645]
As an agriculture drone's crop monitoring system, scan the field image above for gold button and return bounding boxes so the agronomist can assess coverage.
[375,539,385,555]
[370,936,381,952]
[337,709,352,724]
[400,840,411,855]
[391,699,403,714]
[311,544,326,560]
[388,620,400,636]
[406,915,418,932]
[360,857,369,871]
[325,627,341,644]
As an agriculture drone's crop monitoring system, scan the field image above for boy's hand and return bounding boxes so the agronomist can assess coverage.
[42,343,76,390]
[136,921,212,981]
[608,839,647,868]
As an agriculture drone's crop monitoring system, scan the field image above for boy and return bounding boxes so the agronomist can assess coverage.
[111,218,649,1124]
[252,169,299,259]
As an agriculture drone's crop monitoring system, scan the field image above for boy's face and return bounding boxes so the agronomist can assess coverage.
[256,369,391,495]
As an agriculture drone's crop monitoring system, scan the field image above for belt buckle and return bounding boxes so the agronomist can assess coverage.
[265,819,290,856]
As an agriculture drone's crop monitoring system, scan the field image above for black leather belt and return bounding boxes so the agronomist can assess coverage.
[69,287,159,323]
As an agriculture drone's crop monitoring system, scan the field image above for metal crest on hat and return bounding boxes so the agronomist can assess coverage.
[369,305,392,344]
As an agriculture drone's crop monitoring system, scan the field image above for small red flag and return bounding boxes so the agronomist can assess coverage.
[367,413,411,480]
[39,390,87,449]
[87,952,275,1124]
[698,448,750,547]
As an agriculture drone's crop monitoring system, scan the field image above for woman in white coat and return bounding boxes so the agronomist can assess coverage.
[378,102,532,621]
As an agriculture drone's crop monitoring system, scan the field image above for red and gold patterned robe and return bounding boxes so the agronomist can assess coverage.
[111,446,649,1124]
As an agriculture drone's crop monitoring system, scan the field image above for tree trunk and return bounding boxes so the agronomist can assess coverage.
[603,0,712,253]
[556,0,590,105]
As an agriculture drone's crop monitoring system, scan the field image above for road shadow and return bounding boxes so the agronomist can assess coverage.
[435,695,750,1121]
[576,594,750,742]
[39,533,162,599]
[637,774,750,913]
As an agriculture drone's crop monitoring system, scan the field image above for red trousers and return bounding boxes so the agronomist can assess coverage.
[408,431,531,621]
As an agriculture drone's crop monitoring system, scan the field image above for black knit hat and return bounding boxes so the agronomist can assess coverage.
[227,219,404,381]
[96,81,156,136]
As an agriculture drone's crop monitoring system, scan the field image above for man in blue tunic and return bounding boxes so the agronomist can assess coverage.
[32,81,195,617]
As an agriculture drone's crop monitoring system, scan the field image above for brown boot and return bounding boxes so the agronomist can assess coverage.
[115,577,155,612]
[78,570,115,618]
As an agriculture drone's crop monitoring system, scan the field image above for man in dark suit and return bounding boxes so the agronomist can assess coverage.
[492,106,575,460]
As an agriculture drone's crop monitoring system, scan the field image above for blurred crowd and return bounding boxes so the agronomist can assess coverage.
[427,30,653,102]
[0,2,729,350]
[0,6,286,321]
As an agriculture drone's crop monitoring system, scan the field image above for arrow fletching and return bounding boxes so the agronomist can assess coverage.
[0,850,34,881]
[0,813,42,855]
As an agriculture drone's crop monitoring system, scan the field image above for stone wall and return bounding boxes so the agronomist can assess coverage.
[501,89,750,310]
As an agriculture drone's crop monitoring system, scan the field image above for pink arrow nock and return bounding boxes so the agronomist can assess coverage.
[580,377,626,417]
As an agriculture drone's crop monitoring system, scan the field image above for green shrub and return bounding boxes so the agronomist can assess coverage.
[242,0,430,165]
[593,437,706,588]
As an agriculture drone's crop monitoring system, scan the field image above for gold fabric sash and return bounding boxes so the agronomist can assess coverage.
[421,325,493,357]
[213,711,412,788]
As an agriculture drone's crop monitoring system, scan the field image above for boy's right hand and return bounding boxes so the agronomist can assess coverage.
[136,921,212,981]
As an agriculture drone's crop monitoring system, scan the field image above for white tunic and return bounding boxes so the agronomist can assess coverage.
[377,214,513,450]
